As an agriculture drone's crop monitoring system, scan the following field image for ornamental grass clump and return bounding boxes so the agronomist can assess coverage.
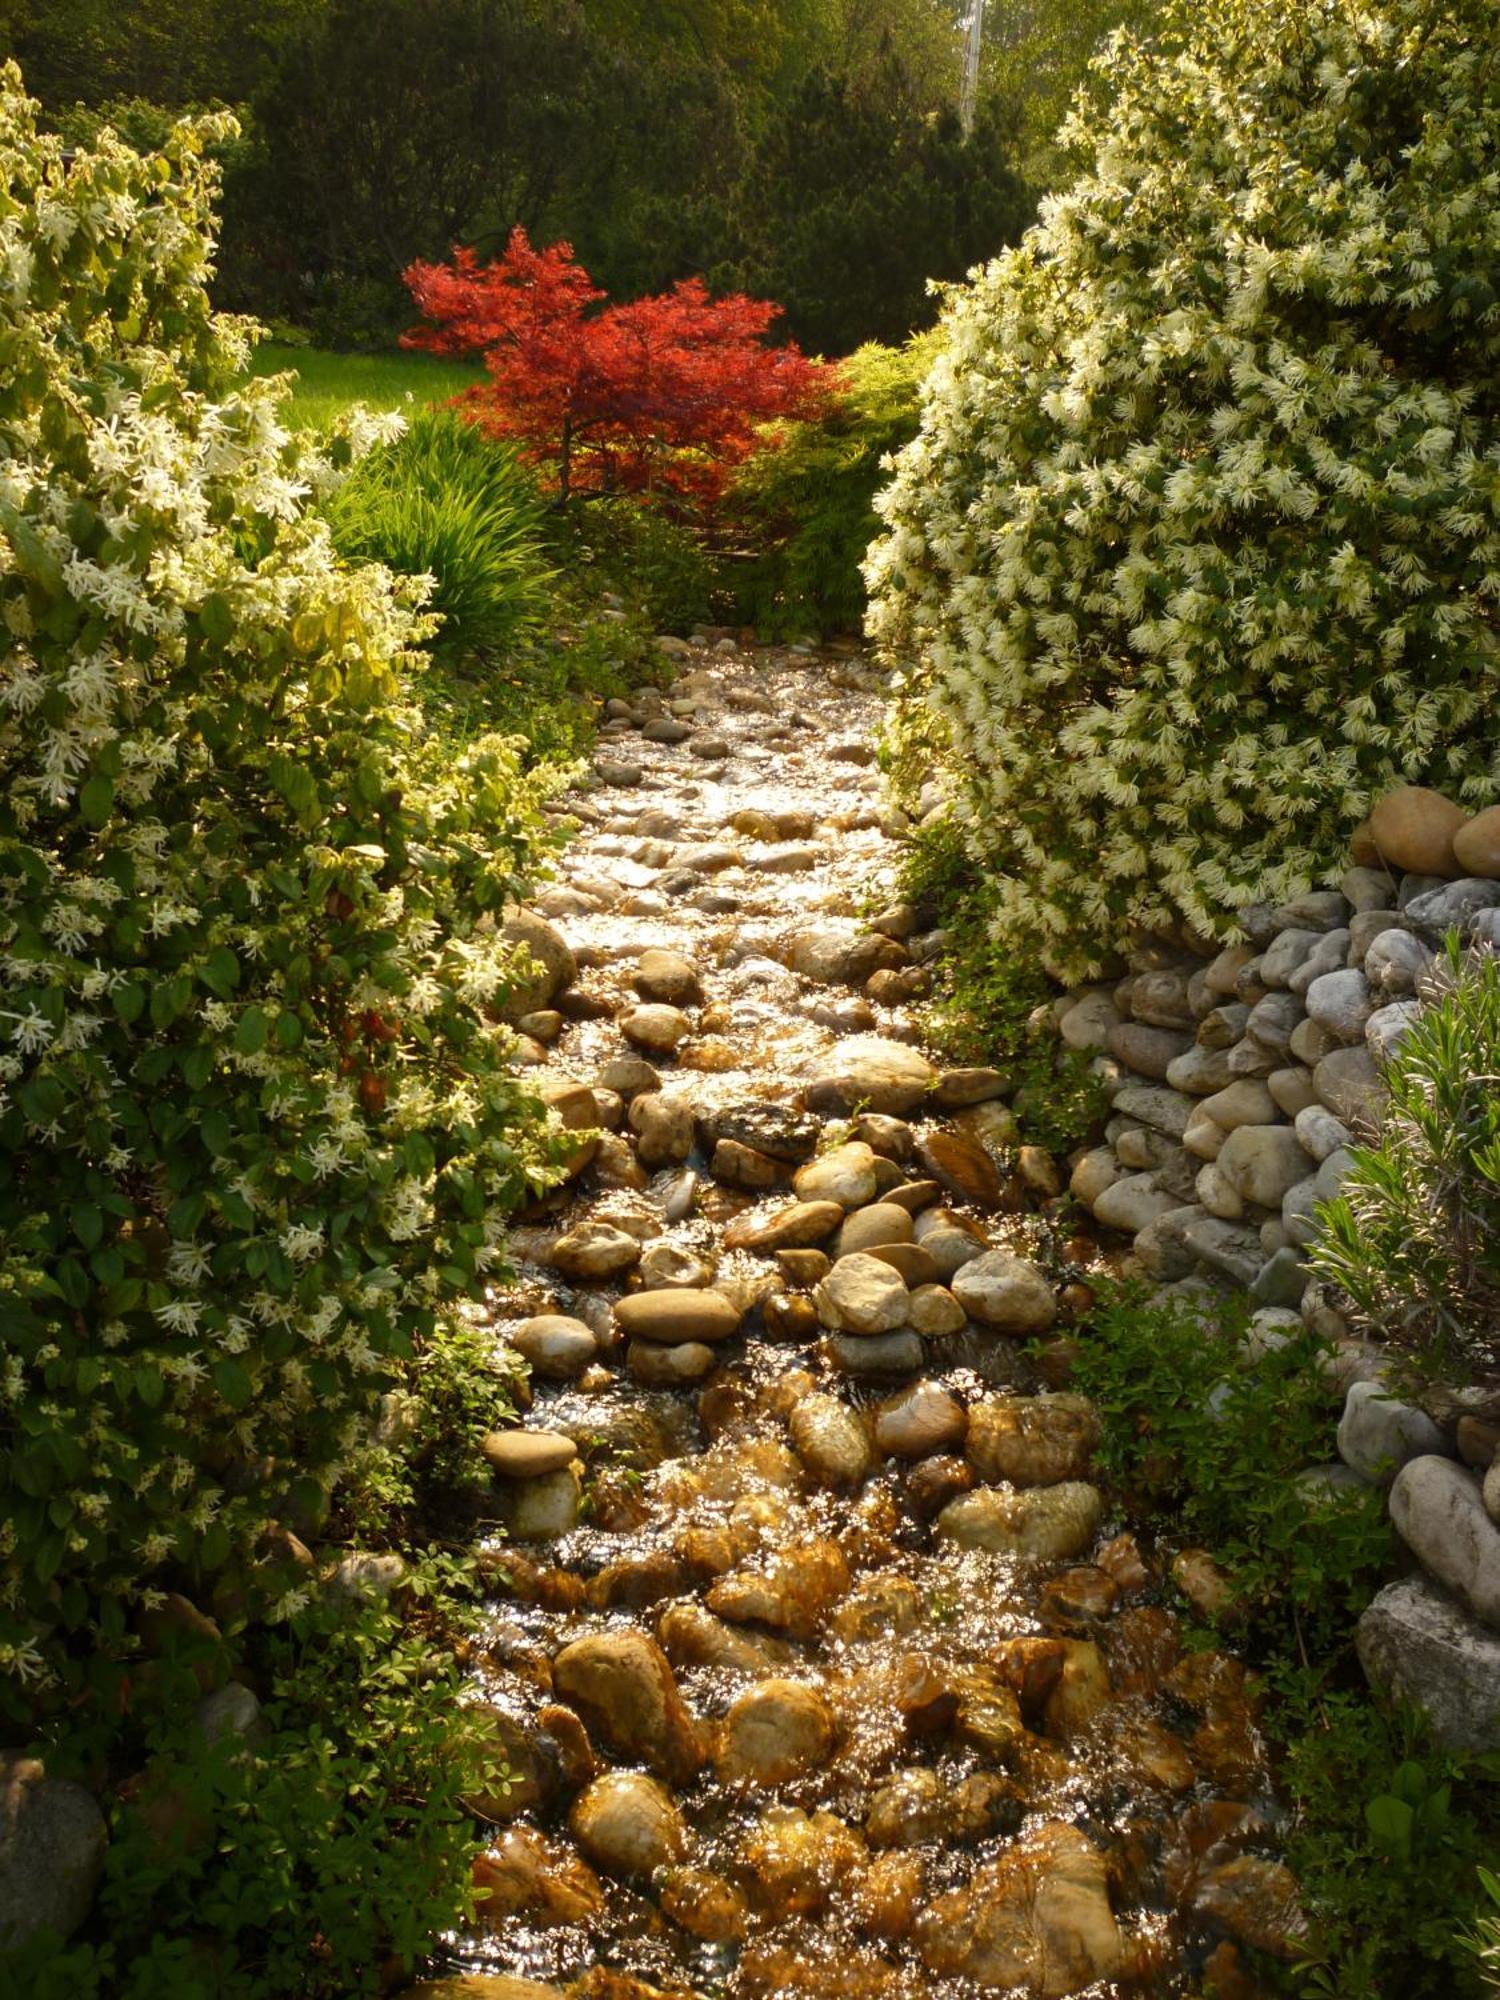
[867,0,1500,981]
[0,69,562,1722]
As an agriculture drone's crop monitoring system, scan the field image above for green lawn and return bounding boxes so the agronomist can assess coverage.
[247,342,485,430]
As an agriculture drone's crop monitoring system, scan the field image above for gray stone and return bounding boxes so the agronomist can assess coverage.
[1314,1046,1386,1128]
[1341,865,1400,913]
[1305,968,1373,1041]
[1111,1085,1196,1139]
[1289,1016,1336,1066]
[1058,991,1124,1051]
[1217,1126,1315,1208]
[825,1329,924,1377]
[1225,1037,1279,1079]
[0,1755,107,1950]
[1267,1065,1318,1117]
[1069,1146,1126,1206]
[1397,872,1449,910]
[950,1251,1057,1333]
[1338,1381,1446,1486]
[816,1253,910,1334]
[1357,1574,1500,1750]
[1244,991,1303,1055]
[1259,929,1324,988]
[1107,1020,1193,1080]
[1129,968,1197,1028]
[1271,890,1351,931]
[194,1682,261,1745]
[1347,909,1404,963]
[1165,1043,1238,1094]
[1364,928,1433,996]
[512,1314,599,1379]
[1249,1246,1307,1308]
[1132,1205,1203,1280]
[1314,1147,1354,1203]
[1366,1000,1421,1062]
[499,909,577,1019]
[1280,1175,1321,1247]
[1287,929,1352,997]
[1203,943,1258,994]
[1199,1079,1279,1130]
[1177,1211,1265,1284]
[1390,1456,1500,1627]
[1404,878,1500,941]
[1293,1103,1352,1163]
[1195,1002,1250,1051]
[1091,1172,1185,1233]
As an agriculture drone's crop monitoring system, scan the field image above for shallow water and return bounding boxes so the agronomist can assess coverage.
[443,641,1296,1999]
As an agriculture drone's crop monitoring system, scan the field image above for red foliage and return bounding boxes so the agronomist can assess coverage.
[404,228,834,503]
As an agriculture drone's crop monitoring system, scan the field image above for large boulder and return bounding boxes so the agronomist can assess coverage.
[1389,1457,1500,1629]
[1357,1574,1500,1751]
[0,1754,107,1951]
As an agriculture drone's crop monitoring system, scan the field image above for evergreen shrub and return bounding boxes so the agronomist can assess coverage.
[868,0,1500,980]
[720,336,935,638]
[0,69,561,1723]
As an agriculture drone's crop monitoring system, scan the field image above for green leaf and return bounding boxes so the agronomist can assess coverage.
[213,1358,254,1409]
[71,1203,104,1251]
[1366,1794,1413,1859]
[135,1364,165,1408]
[202,1108,232,1157]
[199,591,236,647]
[234,1005,268,1055]
[200,945,241,997]
[113,983,147,1025]
[79,773,115,826]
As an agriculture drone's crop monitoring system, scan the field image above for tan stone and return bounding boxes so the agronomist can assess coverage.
[1368,785,1466,876]
[915,1821,1122,1995]
[715,1679,836,1785]
[552,1630,703,1784]
[615,1288,742,1345]
[1454,805,1500,879]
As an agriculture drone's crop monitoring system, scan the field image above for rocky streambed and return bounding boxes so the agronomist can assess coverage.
[434,640,1303,2000]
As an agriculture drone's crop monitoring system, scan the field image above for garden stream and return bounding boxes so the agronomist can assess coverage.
[444,640,1301,2000]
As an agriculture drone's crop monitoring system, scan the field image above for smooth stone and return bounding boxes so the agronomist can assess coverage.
[637,1241,713,1290]
[875,1382,967,1458]
[950,1252,1056,1334]
[570,1773,685,1878]
[1267,1065,1318,1116]
[628,1339,717,1385]
[860,1241,940,1286]
[786,922,906,986]
[1364,927,1433,995]
[876,1179,939,1214]
[620,1003,693,1054]
[803,1037,936,1116]
[1403,877,1500,940]
[483,1430,578,1478]
[915,1821,1121,1993]
[836,1202,915,1258]
[793,1141,879,1209]
[789,1394,874,1487]
[511,1315,598,1379]
[1453,806,1500,878]
[1292,1103,1351,1163]
[1199,1079,1279,1130]
[1107,1021,1193,1080]
[1216,1126,1315,1208]
[499,909,577,1018]
[0,1755,107,1951]
[616,1289,742,1345]
[816,1254,910,1334]
[704,1102,821,1162]
[1059,992,1124,1051]
[549,1222,642,1279]
[1286,929,1350,997]
[1366,1000,1420,1060]
[711,1136,781,1189]
[552,1631,703,1784]
[936,1482,1104,1560]
[1313,1046,1386,1127]
[1305,967,1373,1040]
[776,1248,831,1285]
[1249,1246,1308,1308]
[1390,1458,1500,1628]
[1368,785,1465,876]
[715,1679,836,1786]
[634,947,703,1005]
[932,1066,1007,1106]
[1357,1574,1500,1750]
[916,1129,1007,1209]
[825,1330,924,1377]
[1258,928,1323,988]
[1091,1173,1185,1233]
[966,1395,1099,1487]
[629,1091,696,1167]
[600,1054,661,1099]
[908,1282,967,1336]
[1071,1146,1128,1202]
[723,1200,844,1251]
[1338,1381,1446,1486]
[496,1464,582,1539]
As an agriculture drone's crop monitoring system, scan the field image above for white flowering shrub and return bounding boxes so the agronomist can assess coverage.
[0,69,562,1715]
[867,0,1500,981]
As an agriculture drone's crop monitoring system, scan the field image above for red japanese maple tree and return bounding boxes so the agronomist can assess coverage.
[403,229,834,504]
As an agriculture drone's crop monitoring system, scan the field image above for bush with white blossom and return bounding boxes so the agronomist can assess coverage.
[0,68,562,1717]
[867,0,1500,981]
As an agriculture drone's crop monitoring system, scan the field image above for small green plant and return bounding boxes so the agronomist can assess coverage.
[5,1561,506,1999]
[322,409,554,664]
[1313,940,1500,1393]
[900,812,1107,1150]
[1462,1866,1500,1992]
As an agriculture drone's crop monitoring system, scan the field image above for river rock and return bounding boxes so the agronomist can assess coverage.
[600,1054,662,1100]
[1313,1045,1385,1127]
[0,1754,107,1951]
[711,1137,780,1189]
[1389,1457,1500,1628]
[875,1382,967,1458]
[1199,1079,1278,1131]
[825,1330,925,1377]
[409,1980,564,2000]
[836,1202,915,1258]
[804,1037,936,1116]
[915,1821,1121,1995]
[1404,877,1500,940]
[628,1339,717,1384]
[716,1679,836,1785]
[786,923,906,986]
[499,909,577,1018]
[933,1066,1008,1107]
[908,1283,967,1336]
[1357,1574,1500,1750]
[1092,1173,1186,1233]
[549,1222,642,1280]
[629,1092,696,1166]
[553,1631,703,1783]
[616,1289,742,1345]
[966,1396,1100,1487]
[1337,1380,1445,1485]
[917,1129,1007,1208]
[570,1772,685,1879]
[789,1394,874,1486]
[724,1200,844,1251]
[1368,786,1465,876]
[951,1252,1057,1334]
[1305,968,1373,1040]
[703,1102,822,1162]
[793,1141,879,1208]
[1216,1127,1314,1209]
[511,1315,598,1379]
[1454,806,1500,878]
[496,1465,582,1539]
[620,1003,692,1054]
[816,1255,910,1334]
[483,1430,578,1478]
[634,947,704,1006]
[937,1482,1104,1561]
